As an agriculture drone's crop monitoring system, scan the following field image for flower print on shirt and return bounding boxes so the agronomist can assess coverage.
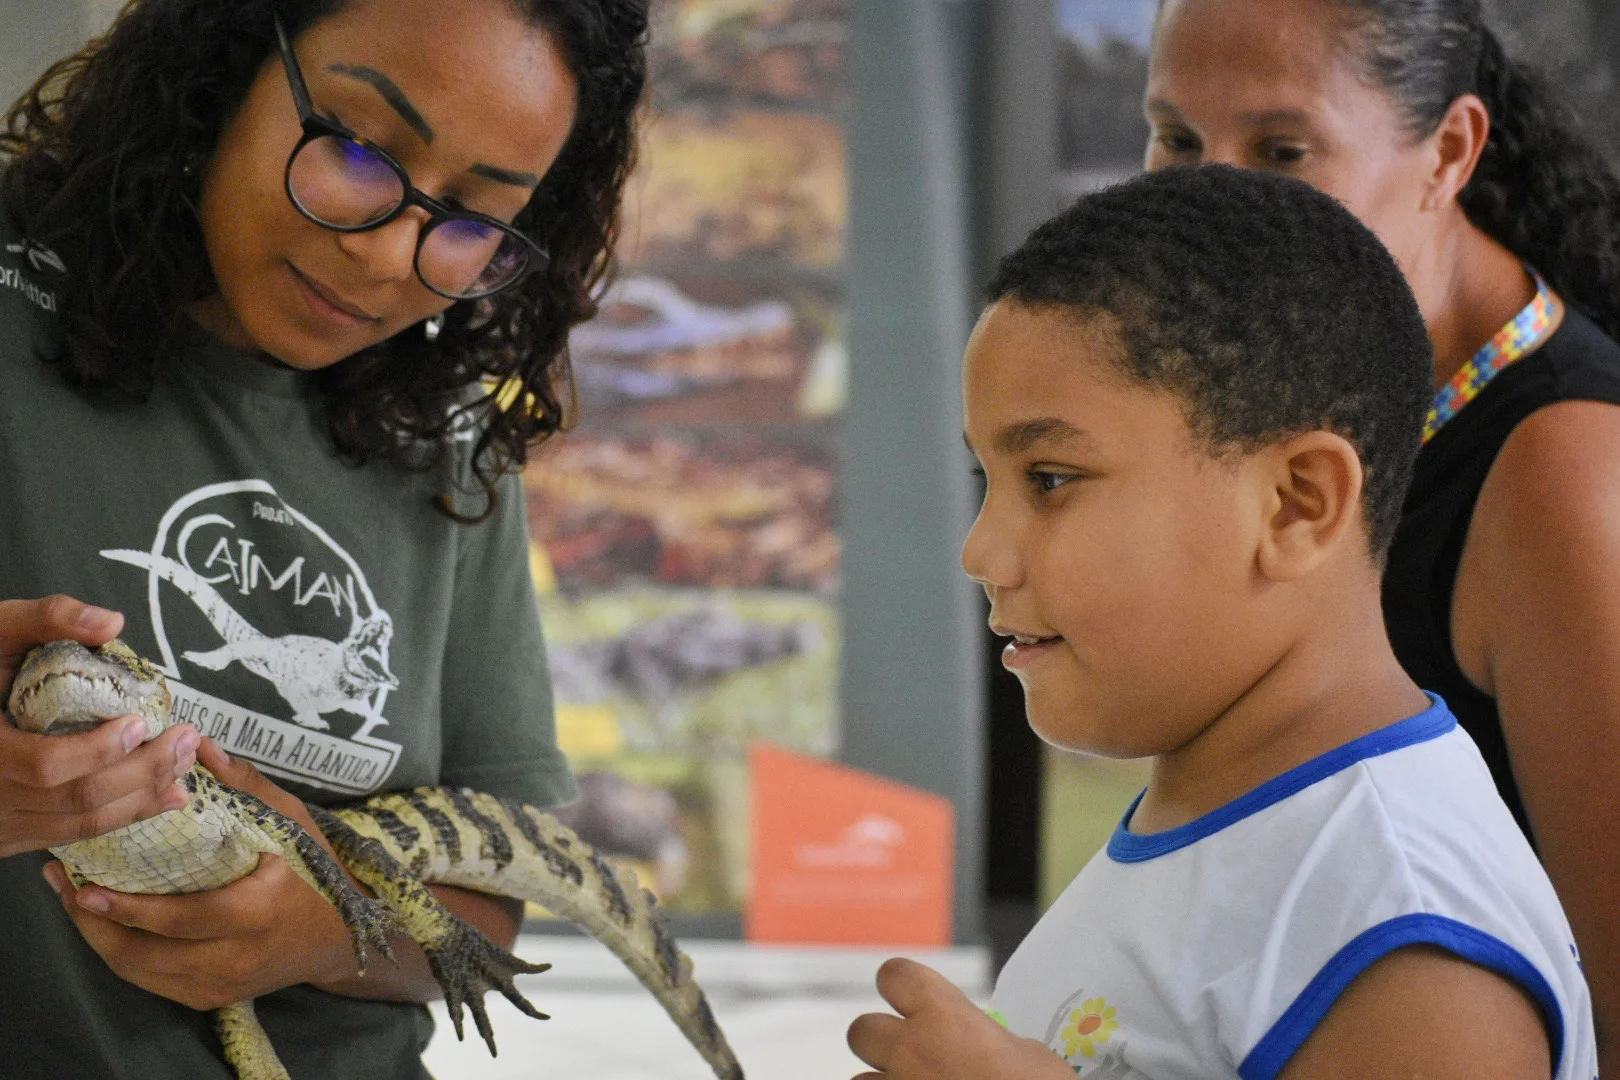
[1059,998,1119,1060]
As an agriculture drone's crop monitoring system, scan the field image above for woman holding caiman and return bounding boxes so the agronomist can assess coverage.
[0,1,645,1076]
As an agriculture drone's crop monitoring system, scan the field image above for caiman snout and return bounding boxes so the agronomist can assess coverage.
[8,639,173,740]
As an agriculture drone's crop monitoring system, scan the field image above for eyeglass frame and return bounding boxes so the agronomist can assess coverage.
[270,14,549,300]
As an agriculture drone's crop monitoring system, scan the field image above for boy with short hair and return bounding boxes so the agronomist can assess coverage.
[846,165,1595,1080]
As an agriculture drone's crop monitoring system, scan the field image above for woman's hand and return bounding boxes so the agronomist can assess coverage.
[847,959,1072,1080]
[46,738,528,1009]
[0,596,198,858]
[42,850,360,1011]
[40,739,359,1012]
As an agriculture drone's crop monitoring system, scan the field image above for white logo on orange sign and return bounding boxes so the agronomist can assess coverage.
[795,813,906,869]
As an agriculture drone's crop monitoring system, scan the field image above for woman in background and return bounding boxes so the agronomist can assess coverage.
[1145,0,1620,1068]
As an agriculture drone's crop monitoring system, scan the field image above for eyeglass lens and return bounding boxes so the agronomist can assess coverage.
[287,133,531,298]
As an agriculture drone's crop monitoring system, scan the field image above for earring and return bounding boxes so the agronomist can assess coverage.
[424,313,445,341]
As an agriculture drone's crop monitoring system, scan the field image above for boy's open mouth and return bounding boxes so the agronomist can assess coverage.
[1000,632,1063,669]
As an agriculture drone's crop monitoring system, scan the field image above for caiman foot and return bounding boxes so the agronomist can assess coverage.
[228,781,400,974]
[310,806,551,1054]
[425,910,551,1053]
[298,820,401,976]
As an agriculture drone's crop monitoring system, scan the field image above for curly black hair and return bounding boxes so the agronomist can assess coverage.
[987,164,1433,558]
[0,0,648,521]
[1320,0,1620,344]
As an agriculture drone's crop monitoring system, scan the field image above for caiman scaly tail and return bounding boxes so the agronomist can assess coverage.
[318,789,744,1080]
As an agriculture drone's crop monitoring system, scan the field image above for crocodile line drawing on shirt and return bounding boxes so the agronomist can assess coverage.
[101,548,398,732]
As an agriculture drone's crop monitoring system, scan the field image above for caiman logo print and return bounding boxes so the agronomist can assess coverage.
[102,480,403,795]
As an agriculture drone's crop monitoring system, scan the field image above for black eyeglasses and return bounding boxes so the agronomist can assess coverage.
[272,15,547,300]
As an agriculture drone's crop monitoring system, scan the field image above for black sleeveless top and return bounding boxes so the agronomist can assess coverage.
[1383,306,1620,841]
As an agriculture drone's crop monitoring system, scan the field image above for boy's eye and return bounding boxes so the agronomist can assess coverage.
[1028,469,1076,493]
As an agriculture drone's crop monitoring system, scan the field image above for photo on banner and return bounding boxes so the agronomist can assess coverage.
[523,0,848,920]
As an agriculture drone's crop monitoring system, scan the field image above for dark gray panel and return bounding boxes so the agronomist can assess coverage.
[843,0,986,943]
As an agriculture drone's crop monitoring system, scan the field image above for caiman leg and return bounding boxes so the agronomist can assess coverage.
[53,767,399,973]
[309,805,550,1055]
[203,782,405,1080]
[217,777,400,972]
[187,771,406,1080]
[50,768,405,1080]
[216,1001,291,1080]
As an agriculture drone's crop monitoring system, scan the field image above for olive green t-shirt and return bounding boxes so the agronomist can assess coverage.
[0,212,576,1079]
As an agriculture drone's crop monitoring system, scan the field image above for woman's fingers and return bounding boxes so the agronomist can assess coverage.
[71,856,281,939]
[0,722,196,811]
[0,596,123,682]
[0,723,197,856]
[0,782,186,855]
[46,854,353,1011]
[0,593,154,856]
[2,713,145,789]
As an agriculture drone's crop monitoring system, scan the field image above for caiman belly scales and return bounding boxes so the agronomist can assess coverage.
[8,639,743,1080]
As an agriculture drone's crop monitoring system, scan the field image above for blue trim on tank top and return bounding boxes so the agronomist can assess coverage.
[1106,692,1455,864]
[1237,913,1565,1080]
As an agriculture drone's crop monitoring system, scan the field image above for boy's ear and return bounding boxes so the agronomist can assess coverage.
[1255,431,1366,582]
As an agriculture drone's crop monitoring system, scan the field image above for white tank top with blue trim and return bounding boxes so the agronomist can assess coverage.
[991,696,1595,1080]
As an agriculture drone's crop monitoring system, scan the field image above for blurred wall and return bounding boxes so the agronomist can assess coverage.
[0,3,98,114]
[86,0,124,29]
[843,0,985,943]
[1488,0,1620,161]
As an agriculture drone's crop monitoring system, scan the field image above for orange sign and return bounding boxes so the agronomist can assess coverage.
[745,742,955,945]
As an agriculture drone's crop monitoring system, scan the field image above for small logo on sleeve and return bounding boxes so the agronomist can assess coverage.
[5,239,66,275]
[1,239,63,312]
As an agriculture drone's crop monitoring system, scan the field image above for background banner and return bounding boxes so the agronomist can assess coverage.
[525,0,849,922]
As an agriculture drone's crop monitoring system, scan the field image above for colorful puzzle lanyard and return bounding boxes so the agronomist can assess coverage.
[1423,270,1560,444]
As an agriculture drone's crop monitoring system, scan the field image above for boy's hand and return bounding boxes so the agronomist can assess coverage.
[847,958,1073,1080]
[39,740,360,1011]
